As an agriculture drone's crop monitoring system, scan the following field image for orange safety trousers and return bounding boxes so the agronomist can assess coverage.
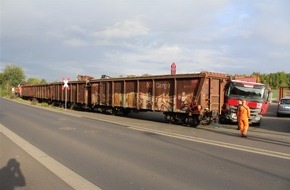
[237,105,250,136]
[239,117,249,136]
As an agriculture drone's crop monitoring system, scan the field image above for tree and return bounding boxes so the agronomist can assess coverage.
[40,79,47,84]
[0,65,25,96]
[141,74,151,77]
[277,72,287,87]
[127,75,137,77]
[286,73,290,86]
[2,65,25,87]
[26,78,47,85]
[27,78,41,85]
[0,72,4,84]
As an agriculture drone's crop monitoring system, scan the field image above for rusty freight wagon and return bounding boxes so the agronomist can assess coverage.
[49,81,89,108]
[89,72,230,126]
[21,81,90,108]
[21,83,51,100]
[19,72,230,126]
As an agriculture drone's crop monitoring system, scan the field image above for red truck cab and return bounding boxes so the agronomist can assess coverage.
[220,76,272,126]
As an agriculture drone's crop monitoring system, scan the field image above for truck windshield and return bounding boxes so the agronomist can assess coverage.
[227,82,265,101]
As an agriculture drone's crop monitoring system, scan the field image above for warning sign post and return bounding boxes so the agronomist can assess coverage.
[62,78,70,110]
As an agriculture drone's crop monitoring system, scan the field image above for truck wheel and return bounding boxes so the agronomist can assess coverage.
[218,115,229,124]
[252,121,261,127]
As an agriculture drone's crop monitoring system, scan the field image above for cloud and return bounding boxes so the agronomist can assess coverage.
[63,38,88,47]
[256,19,290,45]
[1,0,289,82]
[252,0,290,45]
[96,20,149,39]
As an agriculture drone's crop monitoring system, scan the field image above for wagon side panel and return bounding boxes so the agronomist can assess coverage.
[99,82,106,105]
[154,79,174,112]
[175,78,201,112]
[125,81,137,108]
[77,83,86,104]
[91,82,99,106]
[200,76,227,114]
[113,81,124,107]
[139,80,153,110]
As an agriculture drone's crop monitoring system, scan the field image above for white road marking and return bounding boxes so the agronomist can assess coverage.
[0,123,102,190]
[82,115,290,160]
[128,125,290,160]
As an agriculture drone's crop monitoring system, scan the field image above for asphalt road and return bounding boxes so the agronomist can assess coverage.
[0,98,289,190]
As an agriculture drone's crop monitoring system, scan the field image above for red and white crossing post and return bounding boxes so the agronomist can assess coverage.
[62,77,70,110]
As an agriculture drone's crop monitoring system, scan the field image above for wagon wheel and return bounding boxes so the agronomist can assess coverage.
[166,114,180,124]
[190,116,200,128]
[164,114,175,124]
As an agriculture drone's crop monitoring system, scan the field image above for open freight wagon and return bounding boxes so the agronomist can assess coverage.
[20,72,230,126]
[21,81,89,107]
[89,72,230,126]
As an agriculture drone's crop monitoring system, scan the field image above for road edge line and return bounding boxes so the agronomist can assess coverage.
[0,123,102,190]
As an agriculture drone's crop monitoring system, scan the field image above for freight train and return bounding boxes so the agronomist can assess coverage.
[18,71,272,126]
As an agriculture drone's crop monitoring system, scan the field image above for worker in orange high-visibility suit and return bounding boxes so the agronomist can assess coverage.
[236,100,242,130]
[237,100,250,137]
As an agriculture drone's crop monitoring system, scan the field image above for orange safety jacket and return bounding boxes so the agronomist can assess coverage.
[237,105,250,120]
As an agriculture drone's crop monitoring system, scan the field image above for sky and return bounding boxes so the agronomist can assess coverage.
[1,0,290,82]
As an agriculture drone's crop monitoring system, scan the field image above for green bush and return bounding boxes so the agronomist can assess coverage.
[271,89,278,99]
[41,102,49,107]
